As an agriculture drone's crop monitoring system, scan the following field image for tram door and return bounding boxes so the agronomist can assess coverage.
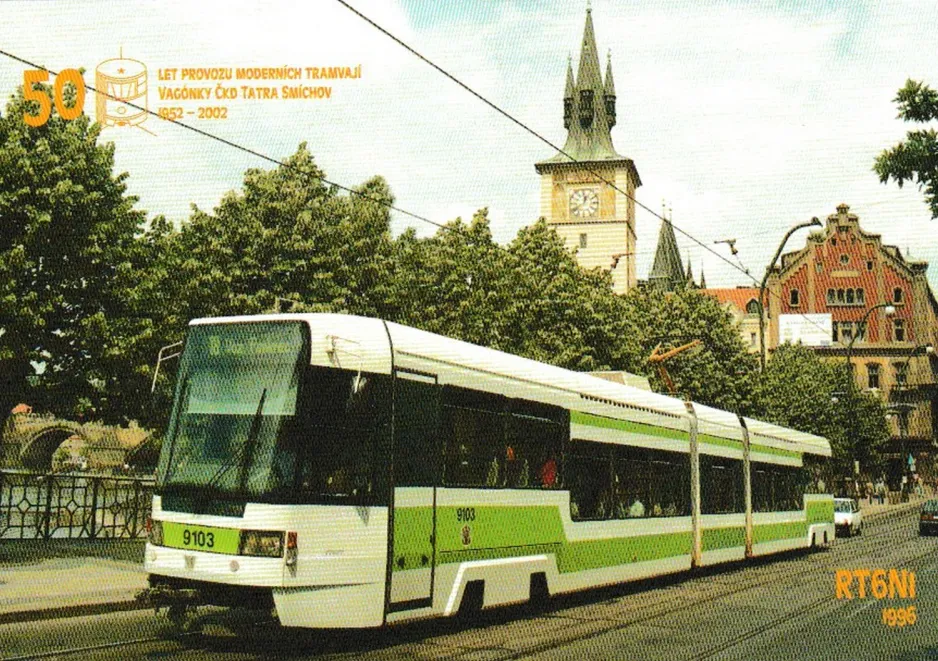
[389,370,440,611]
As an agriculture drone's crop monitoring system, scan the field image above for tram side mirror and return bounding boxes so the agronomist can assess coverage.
[151,341,183,393]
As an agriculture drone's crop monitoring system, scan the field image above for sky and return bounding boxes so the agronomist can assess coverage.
[1,0,938,290]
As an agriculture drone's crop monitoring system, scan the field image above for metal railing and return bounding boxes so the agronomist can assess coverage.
[0,469,154,540]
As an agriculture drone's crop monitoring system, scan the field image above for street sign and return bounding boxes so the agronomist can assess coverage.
[779,314,832,347]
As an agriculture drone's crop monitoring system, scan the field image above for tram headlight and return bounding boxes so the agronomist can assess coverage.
[146,518,163,546]
[239,530,285,557]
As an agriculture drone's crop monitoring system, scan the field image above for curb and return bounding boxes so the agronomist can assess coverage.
[0,598,149,626]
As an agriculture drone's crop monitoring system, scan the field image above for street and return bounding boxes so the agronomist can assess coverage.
[1,505,936,660]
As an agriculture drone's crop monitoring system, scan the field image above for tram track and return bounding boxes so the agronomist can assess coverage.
[0,631,199,661]
[691,541,938,660]
[500,507,927,661]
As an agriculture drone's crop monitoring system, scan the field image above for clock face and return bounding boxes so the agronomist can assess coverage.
[569,188,599,218]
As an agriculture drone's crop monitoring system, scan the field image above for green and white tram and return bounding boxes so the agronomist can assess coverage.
[144,313,834,628]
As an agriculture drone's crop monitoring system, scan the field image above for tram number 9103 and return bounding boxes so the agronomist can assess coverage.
[182,528,215,550]
[456,507,476,522]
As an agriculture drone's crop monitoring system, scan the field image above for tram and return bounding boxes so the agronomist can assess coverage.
[143,313,834,628]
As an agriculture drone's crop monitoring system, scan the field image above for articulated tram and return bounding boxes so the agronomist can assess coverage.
[143,313,834,628]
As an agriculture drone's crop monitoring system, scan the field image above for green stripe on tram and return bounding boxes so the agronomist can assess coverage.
[569,410,800,459]
[393,500,833,574]
[702,526,746,551]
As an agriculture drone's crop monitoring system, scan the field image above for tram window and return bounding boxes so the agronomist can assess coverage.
[394,376,440,487]
[297,367,391,505]
[442,405,504,487]
[568,442,613,520]
[505,413,563,489]
[752,463,802,511]
[648,452,690,517]
[613,450,649,518]
[609,447,689,518]
[701,456,744,514]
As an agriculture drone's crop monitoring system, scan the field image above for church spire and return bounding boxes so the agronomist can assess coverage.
[685,257,694,286]
[563,54,575,129]
[604,49,616,127]
[649,205,686,293]
[699,263,707,289]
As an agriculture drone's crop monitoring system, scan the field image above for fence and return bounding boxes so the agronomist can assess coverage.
[0,469,154,540]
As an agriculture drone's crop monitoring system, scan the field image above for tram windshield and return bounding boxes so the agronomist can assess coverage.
[156,321,307,500]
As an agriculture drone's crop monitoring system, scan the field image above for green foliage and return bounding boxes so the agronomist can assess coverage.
[619,287,759,412]
[874,79,938,219]
[753,343,889,473]
[388,215,636,372]
[0,81,151,431]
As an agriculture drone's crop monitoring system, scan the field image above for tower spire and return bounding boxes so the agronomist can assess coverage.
[649,207,686,293]
[539,5,623,164]
[563,54,575,129]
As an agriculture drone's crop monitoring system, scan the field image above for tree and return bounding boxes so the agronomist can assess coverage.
[753,343,889,475]
[874,79,938,219]
[619,287,760,412]
[0,77,150,436]
[387,215,638,372]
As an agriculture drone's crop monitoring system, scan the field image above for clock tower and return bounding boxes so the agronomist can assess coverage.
[535,5,641,294]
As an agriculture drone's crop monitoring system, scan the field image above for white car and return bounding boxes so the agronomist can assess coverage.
[834,497,862,537]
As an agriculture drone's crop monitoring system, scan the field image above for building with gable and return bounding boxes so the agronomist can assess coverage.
[766,203,938,484]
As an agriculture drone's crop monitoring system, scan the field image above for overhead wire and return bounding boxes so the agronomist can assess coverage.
[333,1,838,340]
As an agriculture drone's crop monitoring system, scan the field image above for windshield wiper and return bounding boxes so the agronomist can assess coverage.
[200,388,268,501]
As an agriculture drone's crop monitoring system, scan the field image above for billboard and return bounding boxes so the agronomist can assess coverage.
[778,314,833,347]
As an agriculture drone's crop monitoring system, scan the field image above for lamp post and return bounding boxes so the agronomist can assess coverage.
[836,302,895,487]
[759,217,823,371]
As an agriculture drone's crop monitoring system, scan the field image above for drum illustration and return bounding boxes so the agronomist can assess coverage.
[95,57,148,127]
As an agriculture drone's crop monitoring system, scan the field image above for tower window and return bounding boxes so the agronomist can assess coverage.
[816,262,822,274]
[867,363,880,390]
[867,260,874,271]
[857,288,865,304]
[579,233,588,249]
[840,254,850,265]
[827,289,834,305]
[746,299,760,314]
[578,89,594,128]
[894,287,904,304]
[789,289,800,306]
[831,238,837,246]
[846,288,854,305]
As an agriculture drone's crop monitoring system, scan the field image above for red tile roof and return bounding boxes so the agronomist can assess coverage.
[699,288,762,312]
